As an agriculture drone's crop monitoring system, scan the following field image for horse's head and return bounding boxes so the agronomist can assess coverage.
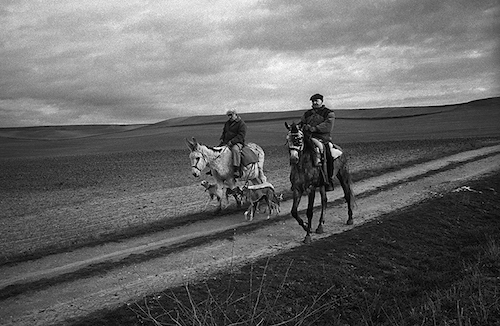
[285,122,304,165]
[185,137,207,177]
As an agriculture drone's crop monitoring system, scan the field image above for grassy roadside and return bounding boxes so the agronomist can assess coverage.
[71,170,500,326]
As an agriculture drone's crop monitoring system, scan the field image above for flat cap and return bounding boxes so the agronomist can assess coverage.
[309,93,323,101]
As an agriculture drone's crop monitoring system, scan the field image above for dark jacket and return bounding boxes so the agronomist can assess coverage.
[300,106,335,142]
[220,117,246,146]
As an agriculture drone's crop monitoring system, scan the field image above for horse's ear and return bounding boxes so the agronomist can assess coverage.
[285,122,290,130]
[185,138,196,151]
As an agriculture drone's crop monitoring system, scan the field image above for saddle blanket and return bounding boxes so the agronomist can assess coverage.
[241,146,259,166]
[328,143,343,159]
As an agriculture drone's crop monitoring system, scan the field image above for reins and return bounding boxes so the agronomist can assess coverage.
[194,144,226,170]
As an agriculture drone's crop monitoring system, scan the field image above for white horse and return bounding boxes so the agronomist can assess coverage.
[186,138,267,212]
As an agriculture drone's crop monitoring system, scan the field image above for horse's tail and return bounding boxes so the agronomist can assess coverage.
[257,147,267,183]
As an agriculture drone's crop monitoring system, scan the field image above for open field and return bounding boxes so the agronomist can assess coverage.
[1,97,499,264]
[0,97,499,325]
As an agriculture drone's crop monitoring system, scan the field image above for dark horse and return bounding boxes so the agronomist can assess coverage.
[285,122,355,243]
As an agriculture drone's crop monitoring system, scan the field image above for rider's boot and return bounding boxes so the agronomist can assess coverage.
[314,148,322,166]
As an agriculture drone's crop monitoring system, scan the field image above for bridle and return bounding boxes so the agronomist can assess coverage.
[191,148,210,173]
[191,145,225,172]
[287,128,304,153]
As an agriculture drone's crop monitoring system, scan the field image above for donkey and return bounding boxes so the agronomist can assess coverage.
[285,122,355,243]
[186,138,267,212]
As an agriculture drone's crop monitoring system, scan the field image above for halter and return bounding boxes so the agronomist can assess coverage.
[191,145,226,172]
[191,147,209,172]
[191,156,204,172]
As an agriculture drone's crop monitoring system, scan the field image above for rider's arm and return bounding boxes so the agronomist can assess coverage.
[311,111,335,133]
[228,121,247,146]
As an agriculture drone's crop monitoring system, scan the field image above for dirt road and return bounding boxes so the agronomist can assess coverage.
[1,145,500,326]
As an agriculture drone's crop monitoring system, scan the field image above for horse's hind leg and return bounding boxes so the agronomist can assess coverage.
[316,187,327,234]
[337,167,354,225]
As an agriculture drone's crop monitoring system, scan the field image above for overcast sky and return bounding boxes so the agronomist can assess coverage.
[1,0,499,127]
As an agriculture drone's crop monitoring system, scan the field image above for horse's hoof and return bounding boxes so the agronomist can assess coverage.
[346,218,353,225]
[315,225,324,234]
[303,235,311,244]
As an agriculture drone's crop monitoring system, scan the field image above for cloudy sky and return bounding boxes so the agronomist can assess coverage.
[1,0,499,127]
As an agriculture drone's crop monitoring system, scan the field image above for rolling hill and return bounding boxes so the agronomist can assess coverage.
[0,97,498,158]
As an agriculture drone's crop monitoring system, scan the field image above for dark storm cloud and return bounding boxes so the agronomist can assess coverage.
[0,0,498,127]
[228,0,498,53]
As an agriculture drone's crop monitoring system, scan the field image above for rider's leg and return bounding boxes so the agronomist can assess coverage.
[231,143,243,177]
[311,138,324,166]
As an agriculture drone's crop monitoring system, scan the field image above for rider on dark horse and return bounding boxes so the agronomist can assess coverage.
[299,93,343,191]
[219,109,246,178]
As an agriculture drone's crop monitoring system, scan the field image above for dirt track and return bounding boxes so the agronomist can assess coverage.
[1,145,500,326]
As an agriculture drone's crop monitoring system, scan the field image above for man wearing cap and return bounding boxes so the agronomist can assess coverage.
[299,93,342,189]
[219,109,247,178]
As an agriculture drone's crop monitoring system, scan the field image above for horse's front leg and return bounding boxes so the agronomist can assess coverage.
[291,189,307,232]
[316,186,327,234]
[304,191,315,244]
[214,183,226,213]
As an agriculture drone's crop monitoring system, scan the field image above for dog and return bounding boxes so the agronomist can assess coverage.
[241,182,282,221]
[225,186,243,208]
[200,180,222,211]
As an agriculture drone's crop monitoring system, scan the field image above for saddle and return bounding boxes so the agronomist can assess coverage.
[240,145,259,166]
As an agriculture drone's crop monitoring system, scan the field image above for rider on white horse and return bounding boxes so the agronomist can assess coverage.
[219,109,246,178]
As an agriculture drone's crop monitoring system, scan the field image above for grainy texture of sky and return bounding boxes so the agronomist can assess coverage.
[1,0,499,127]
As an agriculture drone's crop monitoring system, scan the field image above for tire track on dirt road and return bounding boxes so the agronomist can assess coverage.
[1,145,500,326]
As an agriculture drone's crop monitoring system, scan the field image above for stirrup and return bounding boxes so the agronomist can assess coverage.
[314,153,322,166]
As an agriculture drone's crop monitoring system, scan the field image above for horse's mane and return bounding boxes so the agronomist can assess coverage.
[291,123,314,154]
[199,143,225,152]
